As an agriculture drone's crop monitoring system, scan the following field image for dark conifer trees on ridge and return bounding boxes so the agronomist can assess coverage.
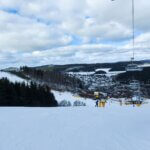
[0,78,58,107]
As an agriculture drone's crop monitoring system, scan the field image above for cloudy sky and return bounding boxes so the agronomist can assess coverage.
[0,0,150,68]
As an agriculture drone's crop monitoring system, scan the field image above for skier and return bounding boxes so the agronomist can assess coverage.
[95,100,99,107]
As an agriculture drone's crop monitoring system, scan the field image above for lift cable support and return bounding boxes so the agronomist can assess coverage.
[111,0,143,72]
[111,0,144,104]
[126,0,143,72]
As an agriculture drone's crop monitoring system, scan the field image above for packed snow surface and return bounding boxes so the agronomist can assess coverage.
[0,105,150,150]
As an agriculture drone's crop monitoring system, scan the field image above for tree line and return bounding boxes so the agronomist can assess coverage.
[19,66,84,91]
[0,78,58,107]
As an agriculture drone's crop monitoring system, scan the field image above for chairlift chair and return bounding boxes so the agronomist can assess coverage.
[126,64,143,72]
[126,58,143,72]
[129,80,140,90]
[131,92,143,103]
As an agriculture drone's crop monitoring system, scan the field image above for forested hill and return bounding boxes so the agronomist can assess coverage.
[0,78,58,107]
[2,60,150,73]
[31,60,147,72]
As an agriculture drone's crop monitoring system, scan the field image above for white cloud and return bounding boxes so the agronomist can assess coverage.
[0,10,72,52]
[0,0,150,67]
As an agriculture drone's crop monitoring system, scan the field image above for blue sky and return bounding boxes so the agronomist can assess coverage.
[0,0,150,68]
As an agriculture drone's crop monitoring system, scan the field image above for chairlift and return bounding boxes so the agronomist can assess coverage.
[126,58,143,72]
[126,64,143,72]
[131,92,143,103]
[111,0,144,72]
[131,96,143,103]
[131,83,143,103]
[129,80,140,90]
[125,90,143,105]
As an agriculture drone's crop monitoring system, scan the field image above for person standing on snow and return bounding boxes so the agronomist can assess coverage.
[95,100,99,107]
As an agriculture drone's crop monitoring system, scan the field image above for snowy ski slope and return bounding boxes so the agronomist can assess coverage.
[0,106,150,150]
[0,71,27,83]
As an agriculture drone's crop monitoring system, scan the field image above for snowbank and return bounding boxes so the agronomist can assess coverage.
[52,90,95,106]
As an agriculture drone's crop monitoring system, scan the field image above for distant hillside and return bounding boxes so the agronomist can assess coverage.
[32,60,146,72]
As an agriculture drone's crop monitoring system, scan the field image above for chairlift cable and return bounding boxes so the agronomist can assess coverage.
[132,0,135,62]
